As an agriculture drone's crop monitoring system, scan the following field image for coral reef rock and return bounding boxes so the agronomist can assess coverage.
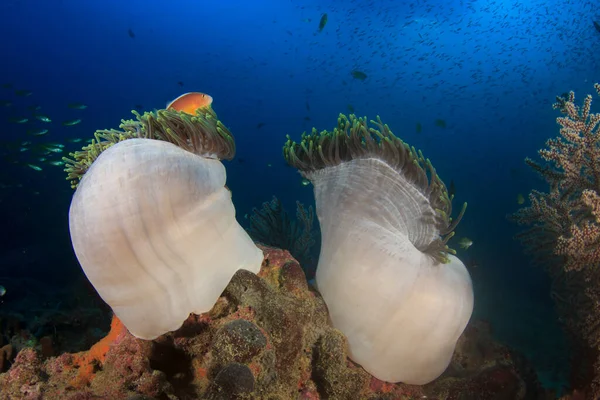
[0,246,547,399]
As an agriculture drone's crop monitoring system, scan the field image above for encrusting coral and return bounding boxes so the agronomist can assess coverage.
[512,83,600,397]
[283,114,473,384]
[66,94,263,340]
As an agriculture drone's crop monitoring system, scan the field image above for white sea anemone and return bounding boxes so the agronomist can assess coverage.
[67,109,263,340]
[283,114,473,384]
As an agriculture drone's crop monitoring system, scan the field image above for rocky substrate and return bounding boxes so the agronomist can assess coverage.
[0,247,549,399]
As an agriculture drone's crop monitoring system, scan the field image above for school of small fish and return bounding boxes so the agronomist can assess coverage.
[0,83,89,179]
[2,0,598,201]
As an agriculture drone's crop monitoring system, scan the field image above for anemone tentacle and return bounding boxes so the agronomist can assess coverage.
[64,106,235,189]
[283,113,466,264]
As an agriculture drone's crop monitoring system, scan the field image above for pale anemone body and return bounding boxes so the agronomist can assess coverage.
[69,138,263,339]
[284,114,473,385]
[309,158,473,384]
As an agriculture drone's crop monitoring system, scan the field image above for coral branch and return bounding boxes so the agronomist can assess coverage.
[247,197,318,276]
[511,83,600,396]
[556,190,600,272]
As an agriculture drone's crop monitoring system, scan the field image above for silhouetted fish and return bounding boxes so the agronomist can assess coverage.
[594,21,600,33]
[319,13,328,32]
[351,70,367,80]
[128,28,135,38]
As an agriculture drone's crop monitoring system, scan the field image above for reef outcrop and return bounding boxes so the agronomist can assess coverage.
[0,247,546,400]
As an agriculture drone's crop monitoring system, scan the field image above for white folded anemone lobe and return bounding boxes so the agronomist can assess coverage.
[66,103,263,340]
[283,114,473,384]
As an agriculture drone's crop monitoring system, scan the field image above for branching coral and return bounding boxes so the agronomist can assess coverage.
[514,83,600,271]
[512,83,600,395]
[248,196,318,274]
[283,113,473,384]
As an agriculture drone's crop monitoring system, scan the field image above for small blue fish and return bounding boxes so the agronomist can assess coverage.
[27,164,43,171]
[28,128,49,136]
[62,119,81,126]
[318,13,328,32]
[351,70,367,81]
[15,89,32,97]
[458,237,473,250]
[68,103,88,110]
[35,114,52,123]
[9,117,28,124]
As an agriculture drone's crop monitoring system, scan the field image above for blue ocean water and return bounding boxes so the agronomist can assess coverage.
[0,0,598,395]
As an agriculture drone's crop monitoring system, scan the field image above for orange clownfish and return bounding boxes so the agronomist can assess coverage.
[166,92,213,115]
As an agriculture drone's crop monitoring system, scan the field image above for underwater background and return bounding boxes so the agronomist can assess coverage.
[0,0,598,396]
